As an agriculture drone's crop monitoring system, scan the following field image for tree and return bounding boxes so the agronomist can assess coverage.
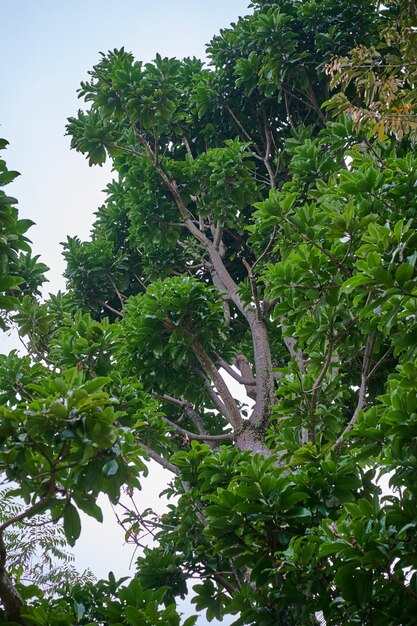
[324,0,417,140]
[2,0,417,624]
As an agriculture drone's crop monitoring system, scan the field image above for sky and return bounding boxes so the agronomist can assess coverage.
[0,1,251,623]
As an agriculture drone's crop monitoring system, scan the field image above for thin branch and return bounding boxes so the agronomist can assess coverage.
[308,334,335,445]
[225,106,262,156]
[206,384,229,418]
[108,275,125,309]
[151,392,206,434]
[153,161,209,245]
[366,346,393,381]
[182,134,194,160]
[242,258,263,320]
[281,215,350,277]
[262,107,276,188]
[139,444,179,476]
[334,335,375,451]
[101,301,124,318]
[161,415,233,442]
[253,225,278,272]
[309,336,335,405]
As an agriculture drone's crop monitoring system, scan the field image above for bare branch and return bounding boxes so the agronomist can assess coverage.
[107,275,126,309]
[161,415,233,442]
[101,301,124,318]
[242,257,263,320]
[334,335,375,451]
[140,444,179,476]
[213,221,223,251]
[309,337,335,405]
[182,134,194,160]
[253,225,278,272]
[262,108,276,188]
[151,392,206,434]
[281,327,306,374]
[204,379,229,418]
[214,354,256,387]
[225,106,262,156]
[190,336,243,431]
[0,477,56,533]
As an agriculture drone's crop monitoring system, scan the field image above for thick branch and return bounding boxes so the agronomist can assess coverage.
[190,337,242,431]
[0,531,24,623]
[148,153,276,433]
[282,332,306,374]
[215,354,256,387]
[235,353,257,401]
[208,244,247,317]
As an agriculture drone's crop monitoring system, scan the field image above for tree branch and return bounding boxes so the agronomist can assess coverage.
[189,336,242,431]
[151,392,207,435]
[334,335,375,451]
[214,354,256,387]
[0,531,24,623]
[140,444,180,476]
[203,378,229,418]
[225,106,262,156]
[161,415,233,442]
[262,107,276,188]
[101,301,124,318]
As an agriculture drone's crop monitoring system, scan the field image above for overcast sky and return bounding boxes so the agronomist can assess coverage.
[1,2,251,624]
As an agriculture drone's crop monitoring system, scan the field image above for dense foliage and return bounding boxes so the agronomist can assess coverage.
[1,0,417,624]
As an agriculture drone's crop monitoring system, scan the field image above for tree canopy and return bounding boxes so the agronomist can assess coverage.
[1,0,417,624]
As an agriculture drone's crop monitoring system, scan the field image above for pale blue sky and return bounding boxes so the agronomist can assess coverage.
[1,0,251,291]
[1,2,251,623]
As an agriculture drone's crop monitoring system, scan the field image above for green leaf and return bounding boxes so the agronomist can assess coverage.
[396,263,414,286]
[102,459,119,477]
[83,377,111,393]
[63,503,82,547]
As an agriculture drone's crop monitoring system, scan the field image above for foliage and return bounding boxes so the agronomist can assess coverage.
[3,1,417,625]
[324,0,417,141]
[0,140,47,330]
[0,487,96,593]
